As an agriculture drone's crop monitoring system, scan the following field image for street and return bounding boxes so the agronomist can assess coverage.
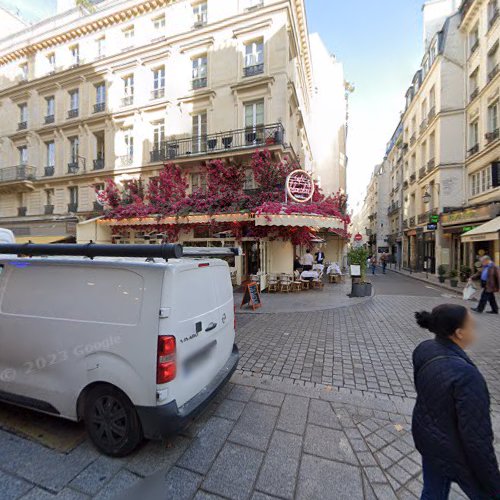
[0,272,499,499]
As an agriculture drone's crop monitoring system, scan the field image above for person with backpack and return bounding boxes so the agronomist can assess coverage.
[469,255,499,315]
[413,304,500,499]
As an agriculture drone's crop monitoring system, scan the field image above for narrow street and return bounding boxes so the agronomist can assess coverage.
[1,272,498,499]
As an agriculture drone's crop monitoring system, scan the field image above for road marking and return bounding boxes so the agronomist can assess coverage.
[425,286,437,290]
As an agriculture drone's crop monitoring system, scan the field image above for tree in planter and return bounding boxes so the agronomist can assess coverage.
[347,246,369,281]
[437,264,447,283]
[449,269,459,287]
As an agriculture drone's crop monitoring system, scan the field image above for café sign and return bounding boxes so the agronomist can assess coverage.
[286,170,315,203]
[441,204,498,226]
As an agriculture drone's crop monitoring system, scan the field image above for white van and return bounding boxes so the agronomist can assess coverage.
[0,243,239,456]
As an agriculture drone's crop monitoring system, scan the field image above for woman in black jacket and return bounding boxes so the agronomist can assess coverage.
[413,304,500,499]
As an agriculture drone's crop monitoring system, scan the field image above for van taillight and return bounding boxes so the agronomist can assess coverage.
[157,335,176,384]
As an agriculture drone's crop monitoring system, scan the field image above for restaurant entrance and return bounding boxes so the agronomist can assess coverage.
[243,241,260,279]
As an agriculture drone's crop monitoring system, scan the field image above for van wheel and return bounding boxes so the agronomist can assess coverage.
[84,385,143,457]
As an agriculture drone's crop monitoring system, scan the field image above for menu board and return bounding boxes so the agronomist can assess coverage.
[240,283,262,310]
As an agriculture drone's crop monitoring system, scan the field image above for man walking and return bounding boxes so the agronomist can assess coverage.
[380,252,388,274]
[370,255,377,275]
[470,255,499,314]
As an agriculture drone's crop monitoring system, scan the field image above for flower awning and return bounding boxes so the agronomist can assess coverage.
[255,213,345,230]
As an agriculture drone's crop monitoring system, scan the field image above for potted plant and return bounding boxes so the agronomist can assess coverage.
[437,264,447,284]
[347,247,371,297]
[460,265,472,283]
[449,269,459,288]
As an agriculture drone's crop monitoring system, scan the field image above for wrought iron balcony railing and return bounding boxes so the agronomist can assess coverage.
[419,167,426,179]
[18,121,27,131]
[44,204,54,215]
[151,88,165,100]
[410,173,416,183]
[489,9,499,29]
[467,143,479,157]
[428,106,436,121]
[67,108,79,119]
[44,166,55,177]
[485,129,500,144]
[121,96,134,107]
[427,158,436,171]
[420,120,427,134]
[68,203,78,213]
[470,87,479,102]
[191,77,207,90]
[94,102,106,113]
[0,165,36,183]
[18,206,27,216]
[93,158,105,170]
[409,216,416,227]
[45,114,55,124]
[150,123,285,162]
[470,39,480,56]
[418,212,430,224]
[410,134,416,146]
[488,64,499,83]
[243,64,264,78]
[67,162,79,174]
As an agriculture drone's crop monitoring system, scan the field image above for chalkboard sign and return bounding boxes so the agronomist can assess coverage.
[240,283,262,310]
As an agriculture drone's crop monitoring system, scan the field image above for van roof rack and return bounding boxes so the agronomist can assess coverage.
[0,243,240,261]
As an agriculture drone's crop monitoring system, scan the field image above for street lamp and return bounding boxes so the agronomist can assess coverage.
[422,183,440,204]
[422,191,432,204]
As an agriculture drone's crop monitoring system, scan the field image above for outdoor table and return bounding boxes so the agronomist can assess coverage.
[327,264,342,275]
[312,264,324,272]
[301,270,319,281]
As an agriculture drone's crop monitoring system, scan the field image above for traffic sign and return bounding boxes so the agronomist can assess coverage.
[354,233,363,242]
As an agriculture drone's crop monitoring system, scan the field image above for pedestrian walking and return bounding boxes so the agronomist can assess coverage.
[413,304,500,499]
[370,255,377,275]
[315,249,325,265]
[380,252,388,274]
[469,255,499,315]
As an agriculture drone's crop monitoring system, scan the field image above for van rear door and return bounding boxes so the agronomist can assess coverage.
[159,261,235,408]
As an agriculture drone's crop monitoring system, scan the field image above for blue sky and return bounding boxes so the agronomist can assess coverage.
[306,0,424,209]
[3,0,425,210]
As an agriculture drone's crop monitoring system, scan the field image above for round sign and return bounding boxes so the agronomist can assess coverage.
[354,233,363,242]
[286,170,315,203]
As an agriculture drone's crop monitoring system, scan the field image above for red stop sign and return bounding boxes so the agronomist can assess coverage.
[354,233,363,242]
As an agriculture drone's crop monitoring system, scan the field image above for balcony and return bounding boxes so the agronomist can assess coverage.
[486,129,500,144]
[427,158,436,171]
[150,123,285,162]
[428,106,436,121]
[191,77,207,90]
[488,64,499,83]
[387,202,400,216]
[93,158,105,170]
[118,155,133,167]
[409,216,416,227]
[93,201,104,212]
[243,64,264,78]
[151,88,165,100]
[419,119,427,134]
[410,134,416,146]
[67,162,79,174]
[410,173,416,183]
[67,203,78,213]
[44,114,55,125]
[489,9,499,29]
[0,165,36,194]
[470,87,479,102]
[44,166,55,177]
[121,96,134,107]
[418,212,429,224]
[17,206,27,217]
[93,102,106,113]
[67,108,79,119]
[17,121,27,131]
[403,219,409,229]
[467,143,479,157]
[419,167,426,179]
[403,180,409,190]
[44,204,54,215]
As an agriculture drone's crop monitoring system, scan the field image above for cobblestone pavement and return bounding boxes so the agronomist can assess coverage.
[0,271,499,499]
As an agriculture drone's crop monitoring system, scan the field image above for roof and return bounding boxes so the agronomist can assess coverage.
[461,216,500,243]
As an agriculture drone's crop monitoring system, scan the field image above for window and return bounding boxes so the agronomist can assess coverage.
[469,68,479,100]
[153,15,165,30]
[469,120,479,152]
[18,146,28,165]
[245,99,264,143]
[488,0,499,27]
[20,62,28,80]
[124,130,134,160]
[123,75,134,106]
[68,186,79,209]
[46,96,55,120]
[488,43,498,80]
[70,45,79,66]
[47,53,56,73]
[429,132,435,160]
[193,2,207,27]
[244,39,264,76]
[123,26,135,47]
[469,25,479,55]
[96,37,105,59]
[244,169,254,189]
[192,55,207,89]
[470,166,493,196]
[152,66,165,99]
[192,112,207,153]
[45,189,54,205]
[46,141,55,167]
[69,137,79,163]
[191,172,207,192]
[152,121,165,150]
[247,0,264,9]
[69,90,79,111]
[19,103,28,124]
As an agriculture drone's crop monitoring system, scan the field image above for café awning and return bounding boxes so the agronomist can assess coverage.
[255,213,345,230]
[461,216,500,243]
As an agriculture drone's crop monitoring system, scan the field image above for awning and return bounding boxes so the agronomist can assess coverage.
[14,236,71,244]
[255,214,344,230]
[461,216,500,243]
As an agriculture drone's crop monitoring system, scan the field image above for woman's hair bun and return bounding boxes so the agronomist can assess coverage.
[415,311,433,331]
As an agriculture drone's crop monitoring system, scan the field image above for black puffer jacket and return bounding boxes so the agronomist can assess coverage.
[412,338,500,497]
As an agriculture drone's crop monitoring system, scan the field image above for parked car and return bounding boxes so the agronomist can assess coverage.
[0,240,239,456]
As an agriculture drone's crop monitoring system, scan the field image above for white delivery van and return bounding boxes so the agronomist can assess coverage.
[0,242,239,456]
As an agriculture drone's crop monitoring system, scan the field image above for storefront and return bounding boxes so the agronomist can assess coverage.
[0,217,77,244]
[441,203,500,270]
[461,216,500,265]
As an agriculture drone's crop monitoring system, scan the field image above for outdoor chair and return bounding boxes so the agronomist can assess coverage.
[279,275,292,293]
[268,274,279,293]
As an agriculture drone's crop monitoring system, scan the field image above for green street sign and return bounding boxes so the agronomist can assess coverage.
[429,215,439,223]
